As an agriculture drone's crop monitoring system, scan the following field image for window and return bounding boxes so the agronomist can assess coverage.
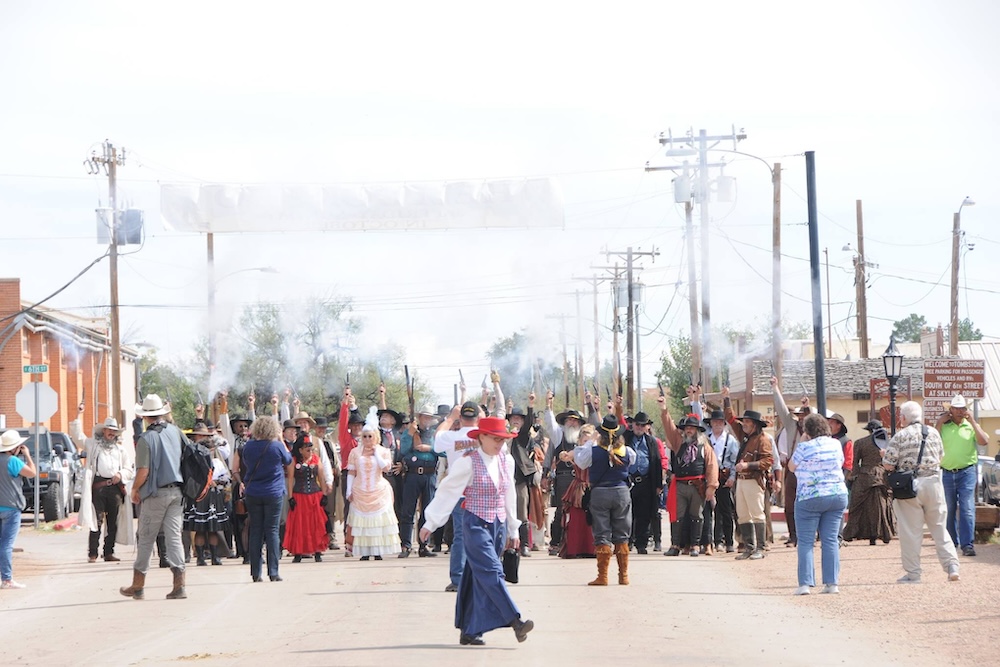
[21,330,29,355]
[41,336,49,361]
[856,410,870,424]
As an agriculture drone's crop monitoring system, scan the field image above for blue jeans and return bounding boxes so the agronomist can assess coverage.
[449,502,466,587]
[794,493,848,587]
[0,507,21,582]
[246,494,283,580]
[942,465,976,549]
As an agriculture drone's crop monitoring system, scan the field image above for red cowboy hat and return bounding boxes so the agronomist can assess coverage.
[468,416,517,440]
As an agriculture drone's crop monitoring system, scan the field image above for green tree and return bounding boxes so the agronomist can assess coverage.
[655,334,692,419]
[958,317,983,341]
[891,313,927,343]
[136,348,200,428]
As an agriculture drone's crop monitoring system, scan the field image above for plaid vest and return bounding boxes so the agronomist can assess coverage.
[462,450,508,523]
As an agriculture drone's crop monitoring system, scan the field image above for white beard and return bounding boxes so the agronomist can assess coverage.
[563,426,580,445]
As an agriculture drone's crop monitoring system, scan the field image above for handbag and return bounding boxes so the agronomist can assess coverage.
[581,486,593,526]
[887,426,928,500]
[502,548,520,584]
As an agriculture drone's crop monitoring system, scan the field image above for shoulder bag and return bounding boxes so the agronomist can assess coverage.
[886,426,928,500]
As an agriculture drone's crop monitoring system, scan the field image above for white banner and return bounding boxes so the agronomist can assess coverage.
[159,178,564,233]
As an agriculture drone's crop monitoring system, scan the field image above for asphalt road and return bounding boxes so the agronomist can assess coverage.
[0,514,923,667]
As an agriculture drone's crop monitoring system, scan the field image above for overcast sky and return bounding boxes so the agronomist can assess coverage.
[2,0,999,404]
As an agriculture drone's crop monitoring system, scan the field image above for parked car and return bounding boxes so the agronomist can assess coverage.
[16,427,83,522]
[979,455,1000,506]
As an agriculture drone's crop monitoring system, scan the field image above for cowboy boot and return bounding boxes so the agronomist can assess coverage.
[196,547,207,567]
[119,570,145,600]
[165,567,187,599]
[615,543,630,585]
[156,534,169,568]
[735,524,754,560]
[750,524,767,560]
[689,519,703,556]
[588,544,612,586]
[211,544,223,566]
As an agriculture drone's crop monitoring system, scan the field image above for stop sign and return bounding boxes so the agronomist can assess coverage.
[16,382,59,423]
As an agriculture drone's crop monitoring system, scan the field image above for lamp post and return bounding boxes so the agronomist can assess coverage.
[949,196,975,355]
[208,266,278,395]
[882,335,903,435]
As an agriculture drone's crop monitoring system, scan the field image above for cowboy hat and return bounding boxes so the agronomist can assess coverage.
[135,394,171,417]
[293,411,317,427]
[825,411,846,425]
[678,414,706,431]
[468,416,517,440]
[437,404,452,417]
[508,406,527,418]
[736,409,768,428]
[282,419,300,431]
[314,416,328,428]
[599,414,624,437]
[632,411,653,426]
[189,421,214,437]
[417,404,437,417]
[231,413,254,425]
[377,408,402,425]
[703,409,726,424]
[0,430,29,453]
[947,394,968,410]
[348,410,365,426]
[100,417,123,432]
[862,419,883,433]
[555,409,585,426]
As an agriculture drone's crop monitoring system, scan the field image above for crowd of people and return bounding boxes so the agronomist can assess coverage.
[0,370,991,642]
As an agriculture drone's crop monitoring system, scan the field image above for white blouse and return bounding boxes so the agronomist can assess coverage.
[422,450,519,536]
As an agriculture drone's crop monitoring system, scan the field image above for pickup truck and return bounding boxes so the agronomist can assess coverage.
[16,428,84,522]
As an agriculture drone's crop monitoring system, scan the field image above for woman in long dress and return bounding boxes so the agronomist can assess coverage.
[560,424,596,558]
[843,419,895,544]
[283,434,330,562]
[346,408,401,560]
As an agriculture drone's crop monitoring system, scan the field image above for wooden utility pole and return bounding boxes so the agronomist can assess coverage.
[685,201,703,382]
[605,247,659,411]
[855,200,869,358]
[545,313,571,409]
[824,247,832,358]
[771,163,782,381]
[950,211,961,356]
[87,142,127,423]
[207,232,216,401]
[575,290,585,409]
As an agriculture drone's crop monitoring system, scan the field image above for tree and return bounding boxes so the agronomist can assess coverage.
[655,334,692,419]
[891,313,927,343]
[958,317,983,341]
[136,348,200,428]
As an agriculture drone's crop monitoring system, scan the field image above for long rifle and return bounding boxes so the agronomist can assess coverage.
[404,365,415,420]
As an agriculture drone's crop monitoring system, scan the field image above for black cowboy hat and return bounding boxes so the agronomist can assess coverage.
[703,409,726,424]
[347,410,365,426]
[230,414,254,426]
[677,415,706,431]
[862,419,883,433]
[509,406,527,417]
[437,404,452,417]
[377,408,402,426]
[632,411,653,426]
[735,410,768,428]
[599,414,624,437]
[556,409,585,426]
[281,419,300,430]
[314,417,328,428]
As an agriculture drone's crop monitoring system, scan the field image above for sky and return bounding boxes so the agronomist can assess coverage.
[2,0,999,406]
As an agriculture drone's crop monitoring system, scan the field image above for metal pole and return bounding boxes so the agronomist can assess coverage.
[686,201,702,380]
[824,247,832,358]
[108,146,122,424]
[856,200,869,358]
[207,232,216,397]
[889,381,897,436]
[635,301,643,412]
[592,277,600,381]
[771,163,782,382]
[626,247,634,411]
[33,380,40,529]
[950,211,961,355]
[698,130,713,387]
[805,151,827,415]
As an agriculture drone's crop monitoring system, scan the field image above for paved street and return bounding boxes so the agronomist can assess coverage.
[0,515,935,667]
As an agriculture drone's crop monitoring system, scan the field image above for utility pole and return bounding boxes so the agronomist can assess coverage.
[545,313,571,409]
[824,247,832,358]
[572,274,609,388]
[86,142,126,423]
[685,201,702,382]
[950,197,975,355]
[771,163,782,381]
[605,247,659,411]
[855,200,869,358]
[575,290,586,409]
[207,232,216,401]
[647,125,746,387]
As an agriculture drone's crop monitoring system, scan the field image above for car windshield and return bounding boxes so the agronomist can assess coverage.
[16,431,54,459]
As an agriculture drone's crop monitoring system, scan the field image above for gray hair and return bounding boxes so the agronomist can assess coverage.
[899,401,922,424]
[250,416,281,442]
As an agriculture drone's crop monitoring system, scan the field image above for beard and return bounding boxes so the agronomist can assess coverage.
[681,431,700,447]
[563,425,580,445]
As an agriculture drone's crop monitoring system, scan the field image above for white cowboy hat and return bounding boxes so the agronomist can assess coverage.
[0,430,29,453]
[135,394,171,417]
[947,394,968,409]
[101,417,122,432]
[417,404,437,417]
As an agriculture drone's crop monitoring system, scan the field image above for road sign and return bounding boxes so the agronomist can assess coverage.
[16,382,58,423]
[922,358,986,422]
[23,364,48,374]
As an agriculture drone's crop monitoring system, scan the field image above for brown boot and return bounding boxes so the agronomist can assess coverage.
[120,570,145,600]
[588,544,612,586]
[165,567,187,599]
[615,543,630,585]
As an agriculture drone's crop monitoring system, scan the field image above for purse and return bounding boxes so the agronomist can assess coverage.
[502,548,520,584]
[887,426,928,500]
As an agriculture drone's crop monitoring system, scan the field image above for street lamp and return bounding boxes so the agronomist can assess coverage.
[950,197,975,355]
[882,335,903,435]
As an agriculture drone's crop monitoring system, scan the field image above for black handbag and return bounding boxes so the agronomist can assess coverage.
[887,426,928,500]
[502,548,520,584]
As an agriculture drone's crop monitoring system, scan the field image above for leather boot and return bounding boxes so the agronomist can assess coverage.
[688,519,703,556]
[165,567,187,599]
[735,524,754,560]
[615,543,630,585]
[156,534,169,568]
[588,544,612,586]
[196,547,207,567]
[211,544,223,566]
[750,524,767,560]
[120,570,145,600]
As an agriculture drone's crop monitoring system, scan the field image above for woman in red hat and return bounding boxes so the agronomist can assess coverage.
[420,416,534,647]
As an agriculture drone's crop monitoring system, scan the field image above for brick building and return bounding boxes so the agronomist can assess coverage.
[0,278,138,438]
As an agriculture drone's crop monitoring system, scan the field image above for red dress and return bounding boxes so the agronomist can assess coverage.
[560,463,596,558]
[283,454,328,556]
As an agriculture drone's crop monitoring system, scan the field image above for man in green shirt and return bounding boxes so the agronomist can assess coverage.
[934,394,988,556]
